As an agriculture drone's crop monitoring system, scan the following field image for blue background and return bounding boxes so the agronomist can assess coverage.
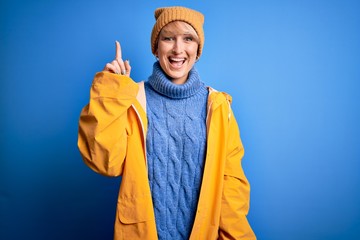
[1,0,360,239]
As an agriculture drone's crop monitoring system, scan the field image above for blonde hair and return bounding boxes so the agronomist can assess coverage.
[165,21,199,43]
[155,21,199,52]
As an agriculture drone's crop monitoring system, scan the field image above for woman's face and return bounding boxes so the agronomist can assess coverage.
[155,21,199,84]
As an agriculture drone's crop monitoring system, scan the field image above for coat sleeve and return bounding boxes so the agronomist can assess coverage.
[218,107,256,240]
[77,71,139,177]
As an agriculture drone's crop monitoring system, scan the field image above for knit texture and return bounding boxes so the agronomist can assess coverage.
[145,62,208,239]
[151,6,205,58]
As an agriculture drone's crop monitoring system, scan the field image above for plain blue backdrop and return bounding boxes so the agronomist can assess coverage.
[1,0,360,239]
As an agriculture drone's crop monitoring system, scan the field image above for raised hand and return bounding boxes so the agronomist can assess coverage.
[103,41,131,77]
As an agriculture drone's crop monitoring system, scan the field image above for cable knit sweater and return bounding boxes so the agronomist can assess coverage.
[145,62,208,240]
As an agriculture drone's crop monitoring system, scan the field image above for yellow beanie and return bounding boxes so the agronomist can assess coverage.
[151,6,205,58]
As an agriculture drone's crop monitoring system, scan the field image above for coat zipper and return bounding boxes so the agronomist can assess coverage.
[131,104,148,172]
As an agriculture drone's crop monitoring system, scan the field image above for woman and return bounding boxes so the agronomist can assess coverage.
[78,6,256,240]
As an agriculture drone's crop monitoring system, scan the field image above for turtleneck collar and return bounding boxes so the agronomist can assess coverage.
[148,61,204,99]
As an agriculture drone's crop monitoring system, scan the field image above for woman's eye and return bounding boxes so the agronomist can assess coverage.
[163,37,173,41]
[184,37,193,41]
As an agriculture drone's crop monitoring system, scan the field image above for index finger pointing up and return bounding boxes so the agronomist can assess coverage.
[115,40,122,60]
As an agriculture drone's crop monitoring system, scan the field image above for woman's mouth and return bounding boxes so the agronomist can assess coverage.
[169,57,186,69]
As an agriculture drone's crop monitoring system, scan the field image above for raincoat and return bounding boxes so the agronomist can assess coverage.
[78,71,256,239]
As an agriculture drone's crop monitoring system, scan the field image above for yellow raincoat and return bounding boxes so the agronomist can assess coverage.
[78,71,256,239]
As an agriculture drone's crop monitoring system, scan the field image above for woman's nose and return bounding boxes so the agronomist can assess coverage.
[172,39,184,54]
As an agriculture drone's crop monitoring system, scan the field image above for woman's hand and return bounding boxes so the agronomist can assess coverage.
[103,41,131,77]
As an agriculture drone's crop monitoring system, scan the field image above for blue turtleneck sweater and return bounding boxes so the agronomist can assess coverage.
[145,62,208,240]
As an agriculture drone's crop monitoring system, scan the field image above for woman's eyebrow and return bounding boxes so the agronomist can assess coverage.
[161,29,192,35]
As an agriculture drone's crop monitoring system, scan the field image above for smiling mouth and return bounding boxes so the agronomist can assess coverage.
[169,57,186,68]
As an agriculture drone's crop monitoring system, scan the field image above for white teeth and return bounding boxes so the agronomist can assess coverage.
[169,57,185,62]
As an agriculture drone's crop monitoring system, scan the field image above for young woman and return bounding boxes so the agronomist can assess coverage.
[78,6,256,240]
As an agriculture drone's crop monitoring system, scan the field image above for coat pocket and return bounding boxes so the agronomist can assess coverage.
[118,195,154,224]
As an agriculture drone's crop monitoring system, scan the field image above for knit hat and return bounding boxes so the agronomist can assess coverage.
[151,6,205,58]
